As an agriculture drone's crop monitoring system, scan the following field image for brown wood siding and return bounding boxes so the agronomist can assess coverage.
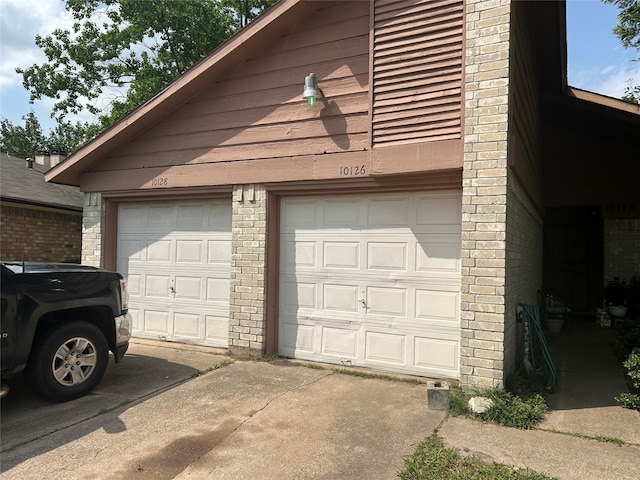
[372,0,463,147]
[508,4,543,210]
[93,2,370,175]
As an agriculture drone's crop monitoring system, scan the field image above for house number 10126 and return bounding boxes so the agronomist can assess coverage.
[340,165,366,176]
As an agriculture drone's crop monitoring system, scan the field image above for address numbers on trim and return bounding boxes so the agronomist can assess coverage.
[340,165,366,176]
[151,177,168,187]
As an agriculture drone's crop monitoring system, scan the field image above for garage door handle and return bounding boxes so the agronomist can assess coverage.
[170,286,176,294]
[360,299,368,308]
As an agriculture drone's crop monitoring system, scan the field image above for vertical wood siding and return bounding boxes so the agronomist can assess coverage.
[95,2,370,172]
[372,0,464,147]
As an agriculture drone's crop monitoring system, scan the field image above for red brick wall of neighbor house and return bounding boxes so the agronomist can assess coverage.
[0,205,82,263]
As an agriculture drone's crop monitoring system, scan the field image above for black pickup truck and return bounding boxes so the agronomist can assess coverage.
[1,261,131,402]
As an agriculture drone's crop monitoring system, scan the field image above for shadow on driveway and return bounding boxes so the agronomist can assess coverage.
[0,339,229,472]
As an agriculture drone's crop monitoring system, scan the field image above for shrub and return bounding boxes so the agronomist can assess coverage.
[615,348,640,411]
[615,319,640,361]
[448,379,548,430]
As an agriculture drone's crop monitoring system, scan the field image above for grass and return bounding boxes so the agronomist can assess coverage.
[398,434,557,480]
[448,373,549,430]
[192,359,234,377]
[537,428,625,447]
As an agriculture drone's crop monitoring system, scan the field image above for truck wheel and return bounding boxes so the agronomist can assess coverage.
[25,322,109,402]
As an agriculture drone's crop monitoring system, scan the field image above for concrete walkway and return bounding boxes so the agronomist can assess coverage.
[439,316,640,480]
[1,318,639,480]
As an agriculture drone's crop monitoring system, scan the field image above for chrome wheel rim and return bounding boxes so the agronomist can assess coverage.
[52,337,98,386]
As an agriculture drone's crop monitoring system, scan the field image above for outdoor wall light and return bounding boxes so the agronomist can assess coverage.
[303,73,322,107]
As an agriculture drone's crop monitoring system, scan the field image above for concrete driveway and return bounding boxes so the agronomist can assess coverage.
[1,339,445,479]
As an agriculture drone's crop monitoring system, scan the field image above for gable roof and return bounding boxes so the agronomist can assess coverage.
[45,0,639,188]
[45,0,321,187]
[1,153,83,211]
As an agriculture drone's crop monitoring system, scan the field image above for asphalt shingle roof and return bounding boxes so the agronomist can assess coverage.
[0,153,84,211]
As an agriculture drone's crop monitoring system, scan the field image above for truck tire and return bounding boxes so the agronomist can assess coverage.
[25,321,109,402]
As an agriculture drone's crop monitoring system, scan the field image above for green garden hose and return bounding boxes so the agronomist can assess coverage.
[517,303,558,392]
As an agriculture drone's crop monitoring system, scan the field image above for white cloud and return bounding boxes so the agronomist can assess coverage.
[600,65,616,75]
[596,64,640,98]
[570,60,640,99]
[0,0,72,92]
[0,0,119,129]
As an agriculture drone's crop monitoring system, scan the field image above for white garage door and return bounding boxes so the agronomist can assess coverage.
[116,200,232,347]
[279,191,461,377]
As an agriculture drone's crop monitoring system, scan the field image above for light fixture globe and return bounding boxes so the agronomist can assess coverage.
[303,73,321,106]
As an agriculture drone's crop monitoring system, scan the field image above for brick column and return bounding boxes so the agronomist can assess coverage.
[229,184,267,355]
[461,0,512,388]
[82,193,103,267]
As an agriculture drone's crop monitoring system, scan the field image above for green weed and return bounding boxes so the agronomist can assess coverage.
[398,434,556,479]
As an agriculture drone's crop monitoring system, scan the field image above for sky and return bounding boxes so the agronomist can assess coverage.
[1,0,639,135]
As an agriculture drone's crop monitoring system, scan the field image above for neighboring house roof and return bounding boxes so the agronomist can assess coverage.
[0,153,84,211]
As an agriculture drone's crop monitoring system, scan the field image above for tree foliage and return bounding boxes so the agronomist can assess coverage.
[1,113,46,159]
[0,112,89,158]
[604,0,640,104]
[17,0,277,136]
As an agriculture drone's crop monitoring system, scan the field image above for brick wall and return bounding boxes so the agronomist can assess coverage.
[82,193,104,267]
[0,204,82,262]
[461,0,512,388]
[504,174,543,379]
[229,184,267,355]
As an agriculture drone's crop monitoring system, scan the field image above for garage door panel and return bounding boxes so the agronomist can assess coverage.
[145,240,172,262]
[321,327,357,358]
[176,204,205,228]
[323,284,359,312]
[207,240,231,263]
[367,197,409,226]
[281,200,319,228]
[416,238,460,272]
[365,331,406,364]
[414,336,459,375]
[282,240,317,268]
[148,206,175,227]
[323,242,360,269]
[119,206,144,228]
[205,315,228,346]
[416,194,462,226]
[174,276,202,301]
[207,278,231,303]
[367,242,407,271]
[118,200,231,348]
[279,191,461,378]
[144,310,170,334]
[323,199,360,226]
[366,286,407,317]
[279,321,315,353]
[176,240,204,262]
[146,275,171,297]
[208,204,232,230]
[173,312,200,338]
[415,291,459,322]
[280,281,316,310]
